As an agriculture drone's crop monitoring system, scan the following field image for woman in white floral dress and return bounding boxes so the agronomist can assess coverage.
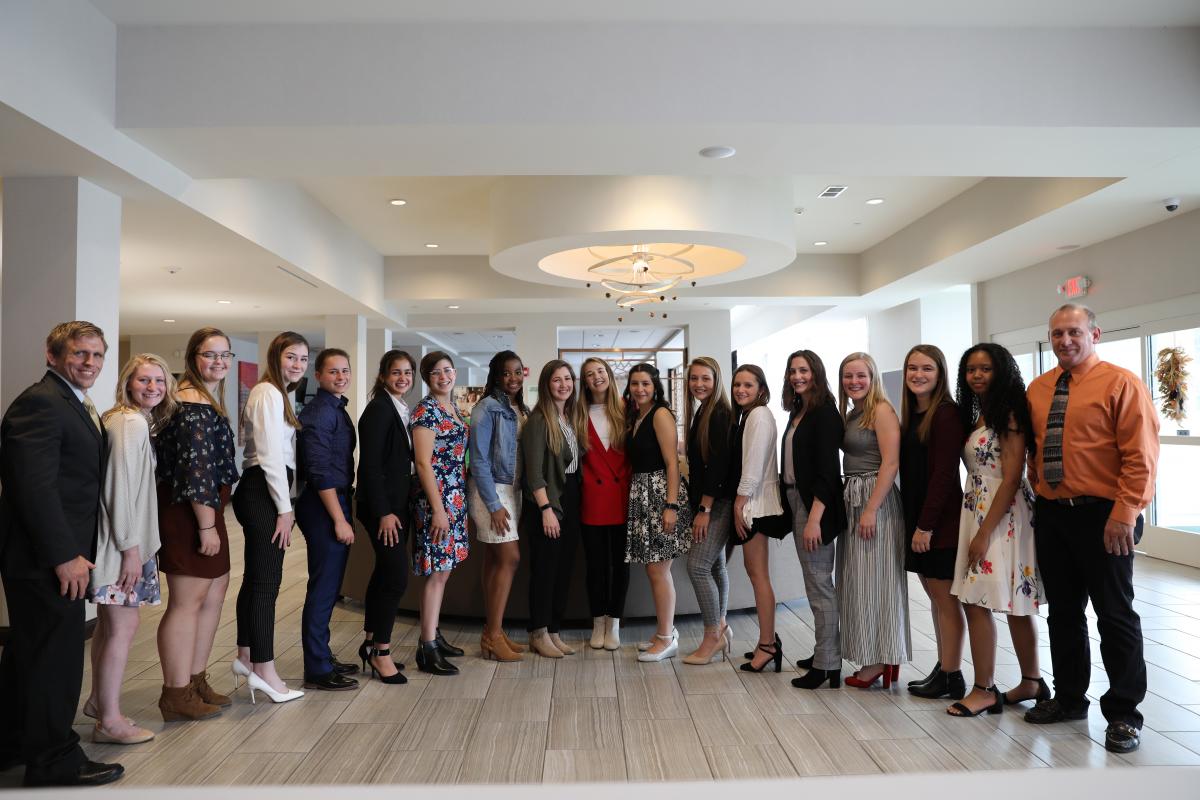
[949,344,1047,717]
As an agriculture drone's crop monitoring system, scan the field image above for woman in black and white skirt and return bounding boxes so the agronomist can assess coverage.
[624,363,691,663]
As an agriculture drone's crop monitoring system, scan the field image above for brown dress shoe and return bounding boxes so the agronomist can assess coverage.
[191,671,232,707]
[159,685,222,722]
[480,632,523,662]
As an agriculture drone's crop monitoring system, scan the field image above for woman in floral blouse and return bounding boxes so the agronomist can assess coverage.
[411,350,469,676]
[948,343,1046,717]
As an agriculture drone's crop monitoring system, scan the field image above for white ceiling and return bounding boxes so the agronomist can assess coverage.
[89,0,1200,27]
[558,327,683,352]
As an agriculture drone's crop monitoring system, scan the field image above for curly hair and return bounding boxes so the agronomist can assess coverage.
[483,350,530,415]
[955,343,1035,455]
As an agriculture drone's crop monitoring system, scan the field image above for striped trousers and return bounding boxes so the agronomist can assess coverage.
[685,498,732,628]
[836,473,911,665]
[787,487,841,671]
[232,466,291,663]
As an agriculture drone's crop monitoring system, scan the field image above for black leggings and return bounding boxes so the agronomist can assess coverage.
[362,514,410,645]
[524,475,581,633]
[232,466,291,663]
[581,523,629,618]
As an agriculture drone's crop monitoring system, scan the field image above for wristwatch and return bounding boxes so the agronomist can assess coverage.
[698,504,711,514]
[665,502,680,512]
[539,503,552,512]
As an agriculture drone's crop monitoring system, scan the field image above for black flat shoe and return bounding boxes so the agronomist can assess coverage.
[1105,722,1141,753]
[908,669,965,700]
[947,684,1003,717]
[791,668,841,689]
[417,640,460,676]
[908,660,941,688]
[24,760,124,787]
[1024,698,1089,724]
[435,628,465,658]
[303,671,360,691]
[1002,675,1051,705]
[332,659,359,676]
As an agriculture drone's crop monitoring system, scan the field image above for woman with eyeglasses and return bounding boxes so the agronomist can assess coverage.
[155,329,240,720]
[469,351,530,662]
[411,351,470,675]
[231,331,309,704]
[83,354,176,743]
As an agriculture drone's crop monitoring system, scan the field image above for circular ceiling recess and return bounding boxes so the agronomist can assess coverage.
[489,176,796,289]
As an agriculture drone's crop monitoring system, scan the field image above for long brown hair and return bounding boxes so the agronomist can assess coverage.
[533,360,587,455]
[370,349,417,400]
[103,353,178,431]
[781,349,834,413]
[838,352,891,429]
[732,364,770,418]
[901,344,956,444]
[580,357,625,452]
[178,327,231,418]
[684,357,732,462]
[259,331,308,430]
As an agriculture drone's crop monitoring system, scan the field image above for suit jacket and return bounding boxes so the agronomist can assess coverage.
[0,371,107,578]
[355,392,413,526]
[781,400,847,545]
[580,416,631,526]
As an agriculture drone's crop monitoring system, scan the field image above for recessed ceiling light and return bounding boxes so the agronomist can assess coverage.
[217,299,232,304]
[698,145,736,159]
[813,241,829,247]
[865,198,885,205]
[389,198,407,206]
[447,305,460,309]
[425,243,439,248]
[793,207,805,215]
[162,319,176,323]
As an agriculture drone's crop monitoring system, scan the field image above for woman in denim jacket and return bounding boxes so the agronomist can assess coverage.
[468,351,530,661]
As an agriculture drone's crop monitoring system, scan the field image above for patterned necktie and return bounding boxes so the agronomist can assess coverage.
[82,395,102,433]
[1042,370,1071,486]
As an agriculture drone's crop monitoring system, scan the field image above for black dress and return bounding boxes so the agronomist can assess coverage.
[624,403,692,563]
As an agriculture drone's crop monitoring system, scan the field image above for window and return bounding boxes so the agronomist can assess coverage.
[1013,351,1038,389]
[1155,444,1200,533]
[1094,334,1143,379]
[1149,325,1200,436]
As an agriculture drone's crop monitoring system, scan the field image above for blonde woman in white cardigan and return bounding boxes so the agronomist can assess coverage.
[728,364,789,674]
[83,354,176,744]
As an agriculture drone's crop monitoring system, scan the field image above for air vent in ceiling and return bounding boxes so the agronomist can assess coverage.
[819,185,848,198]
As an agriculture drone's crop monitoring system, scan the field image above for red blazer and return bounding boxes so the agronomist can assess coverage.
[581,417,631,526]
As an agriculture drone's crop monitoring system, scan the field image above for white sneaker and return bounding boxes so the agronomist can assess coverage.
[637,630,679,662]
[604,617,621,651]
[590,617,606,649]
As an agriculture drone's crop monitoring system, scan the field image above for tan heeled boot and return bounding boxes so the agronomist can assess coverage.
[480,631,523,662]
[501,631,527,653]
[549,632,575,655]
[529,627,564,658]
[191,671,232,707]
[159,684,222,722]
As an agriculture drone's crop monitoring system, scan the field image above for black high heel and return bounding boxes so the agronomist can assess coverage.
[908,660,941,688]
[417,640,459,676]
[947,684,1003,717]
[1002,675,1051,705]
[791,668,841,689]
[360,639,405,672]
[744,633,782,661]
[435,628,465,658]
[740,638,783,673]
[368,648,408,685]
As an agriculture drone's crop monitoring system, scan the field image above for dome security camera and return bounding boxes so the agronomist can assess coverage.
[1164,197,1181,213]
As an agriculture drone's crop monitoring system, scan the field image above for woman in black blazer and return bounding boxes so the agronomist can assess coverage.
[354,349,417,685]
[780,350,847,690]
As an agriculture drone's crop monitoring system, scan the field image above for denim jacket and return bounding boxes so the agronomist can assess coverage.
[469,395,519,513]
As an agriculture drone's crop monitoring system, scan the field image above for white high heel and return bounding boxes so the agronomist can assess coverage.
[637,631,679,662]
[231,658,251,689]
[636,627,678,652]
[604,617,621,651]
[590,617,606,650]
[246,671,304,705]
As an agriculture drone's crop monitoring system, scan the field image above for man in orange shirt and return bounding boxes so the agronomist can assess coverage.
[1025,304,1158,753]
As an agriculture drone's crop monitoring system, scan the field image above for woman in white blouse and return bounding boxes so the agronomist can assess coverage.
[83,354,176,744]
[729,364,789,673]
[231,331,309,703]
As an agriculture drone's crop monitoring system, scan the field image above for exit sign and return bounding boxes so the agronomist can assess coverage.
[1057,275,1091,299]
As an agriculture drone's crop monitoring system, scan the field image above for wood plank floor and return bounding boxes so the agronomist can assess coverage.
[9,512,1200,785]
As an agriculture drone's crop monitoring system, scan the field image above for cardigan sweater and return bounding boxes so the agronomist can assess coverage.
[92,410,160,588]
[899,402,965,550]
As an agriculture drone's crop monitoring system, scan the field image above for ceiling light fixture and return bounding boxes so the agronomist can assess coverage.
[447,305,460,309]
[217,299,232,304]
[162,319,175,323]
[585,244,696,310]
[813,241,828,247]
[865,198,885,205]
[425,243,439,248]
[699,145,736,159]
[389,198,407,206]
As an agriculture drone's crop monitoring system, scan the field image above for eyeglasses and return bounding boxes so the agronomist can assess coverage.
[427,367,456,378]
[199,352,236,362]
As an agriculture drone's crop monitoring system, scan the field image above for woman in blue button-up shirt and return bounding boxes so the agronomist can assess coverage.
[468,350,530,662]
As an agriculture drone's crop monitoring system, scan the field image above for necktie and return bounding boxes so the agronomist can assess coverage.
[1042,371,1071,486]
[82,395,102,433]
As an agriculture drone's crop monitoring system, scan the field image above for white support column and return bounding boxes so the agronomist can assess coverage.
[366,328,393,375]
[1,177,122,413]
[325,314,368,424]
[516,317,559,407]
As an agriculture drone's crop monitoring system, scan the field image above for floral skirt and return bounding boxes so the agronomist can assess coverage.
[951,475,1042,616]
[625,470,692,564]
[88,557,162,607]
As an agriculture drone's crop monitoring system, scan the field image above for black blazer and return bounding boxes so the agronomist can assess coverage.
[781,400,847,545]
[0,372,107,578]
[355,392,413,526]
[686,403,732,512]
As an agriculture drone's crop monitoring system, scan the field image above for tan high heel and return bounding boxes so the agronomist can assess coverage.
[549,632,575,655]
[529,628,564,659]
[480,632,523,662]
[682,626,727,665]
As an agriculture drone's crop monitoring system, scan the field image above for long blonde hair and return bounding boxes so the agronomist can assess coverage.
[580,357,625,452]
[102,353,177,431]
[684,357,732,462]
[259,331,308,430]
[901,344,956,444]
[838,352,892,429]
[178,327,231,418]
[533,360,587,455]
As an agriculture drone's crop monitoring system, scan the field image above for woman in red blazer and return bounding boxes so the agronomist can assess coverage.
[579,357,632,650]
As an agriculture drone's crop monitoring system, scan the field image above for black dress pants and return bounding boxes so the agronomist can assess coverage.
[362,514,410,645]
[232,466,292,663]
[1035,497,1147,728]
[581,523,629,618]
[0,571,87,783]
[525,474,581,633]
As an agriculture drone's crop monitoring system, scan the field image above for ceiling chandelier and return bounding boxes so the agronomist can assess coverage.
[585,244,697,319]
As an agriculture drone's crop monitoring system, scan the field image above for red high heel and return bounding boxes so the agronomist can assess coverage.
[844,664,901,689]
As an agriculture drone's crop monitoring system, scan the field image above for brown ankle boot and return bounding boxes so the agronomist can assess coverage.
[480,632,523,662]
[549,632,575,655]
[191,671,232,707]
[501,631,527,653]
[159,684,222,722]
[529,628,563,659]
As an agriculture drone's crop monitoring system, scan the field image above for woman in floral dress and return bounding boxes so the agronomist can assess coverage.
[411,350,469,676]
[949,343,1047,717]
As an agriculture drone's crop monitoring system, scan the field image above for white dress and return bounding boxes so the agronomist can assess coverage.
[950,426,1042,615]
